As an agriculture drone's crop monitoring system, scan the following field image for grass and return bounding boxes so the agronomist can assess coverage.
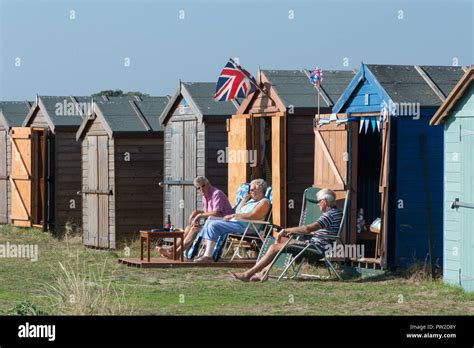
[0,224,473,315]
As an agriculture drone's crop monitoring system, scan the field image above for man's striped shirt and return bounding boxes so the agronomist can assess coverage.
[310,206,343,249]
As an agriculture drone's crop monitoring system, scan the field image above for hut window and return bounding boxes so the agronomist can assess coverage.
[181,98,188,108]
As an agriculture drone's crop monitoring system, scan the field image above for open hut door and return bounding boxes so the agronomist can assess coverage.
[271,114,286,227]
[227,116,251,204]
[378,118,390,266]
[85,135,110,248]
[31,129,49,230]
[10,127,33,227]
[313,117,356,244]
[0,130,8,223]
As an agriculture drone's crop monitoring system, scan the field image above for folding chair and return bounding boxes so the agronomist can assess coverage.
[214,185,273,262]
[263,188,350,281]
[255,187,321,267]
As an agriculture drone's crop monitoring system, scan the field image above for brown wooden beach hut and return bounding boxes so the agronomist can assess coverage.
[76,97,168,249]
[11,96,89,230]
[159,82,238,228]
[228,69,356,227]
[0,101,32,223]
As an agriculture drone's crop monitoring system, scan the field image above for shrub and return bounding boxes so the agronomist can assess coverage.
[42,254,134,315]
[5,300,48,316]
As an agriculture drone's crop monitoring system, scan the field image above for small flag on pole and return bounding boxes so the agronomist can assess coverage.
[214,58,257,101]
[309,68,323,88]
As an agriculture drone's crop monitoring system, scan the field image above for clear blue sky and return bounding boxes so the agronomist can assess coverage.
[0,0,472,100]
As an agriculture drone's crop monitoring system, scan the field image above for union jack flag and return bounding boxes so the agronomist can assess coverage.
[309,68,323,87]
[214,59,257,101]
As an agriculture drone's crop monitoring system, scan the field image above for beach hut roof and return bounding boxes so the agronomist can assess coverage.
[76,97,168,139]
[333,64,467,113]
[430,66,474,125]
[0,101,31,129]
[23,96,91,129]
[261,69,357,108]
[159,82,239,124]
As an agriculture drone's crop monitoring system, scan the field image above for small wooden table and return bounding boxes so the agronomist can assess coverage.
[140,230,184,262]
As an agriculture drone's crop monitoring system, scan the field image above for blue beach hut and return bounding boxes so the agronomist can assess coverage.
[317,63,465,269]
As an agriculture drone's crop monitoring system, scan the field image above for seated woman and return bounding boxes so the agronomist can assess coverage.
[156,176,233,259]
[193,179,271,263]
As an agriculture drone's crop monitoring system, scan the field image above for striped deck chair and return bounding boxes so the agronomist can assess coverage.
[262,188,350,281]
[256,187,322,267]
[214,185,273,261]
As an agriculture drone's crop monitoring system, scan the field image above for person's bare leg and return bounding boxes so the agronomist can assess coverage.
[231,243,284,281]
[176,226,201,254]
[249,263,273,281]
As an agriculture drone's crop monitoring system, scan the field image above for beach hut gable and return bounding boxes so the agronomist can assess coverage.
[236,71,286,115]
[76,107,114,141]
[23,100,55,132]
[333,65,393,114]
[159,84,204,125]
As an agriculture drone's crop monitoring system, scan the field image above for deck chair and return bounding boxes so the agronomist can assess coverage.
[213,185,273,262]
[263,188,350,281]
[185,183,272,261]
[255,187,322,267]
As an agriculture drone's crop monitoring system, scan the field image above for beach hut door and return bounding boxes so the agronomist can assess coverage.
[313,123,348,193]
[85,135,110,248]
[227,117,251,204]
[10,127,33,227]
[378,119,390,262]
[169,120,197,229]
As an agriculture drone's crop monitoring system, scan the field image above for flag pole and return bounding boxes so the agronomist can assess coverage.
[317,84,321,123]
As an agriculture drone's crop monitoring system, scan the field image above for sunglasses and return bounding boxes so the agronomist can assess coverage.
[196,185,205,191]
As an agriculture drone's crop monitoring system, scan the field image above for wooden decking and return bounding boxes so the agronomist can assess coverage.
[345,257,383,269]
[118,257,256,268]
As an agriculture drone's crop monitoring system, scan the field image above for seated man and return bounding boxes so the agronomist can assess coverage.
[156,176,233,259]
[193,179,271,263]
[231,188,342,281]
